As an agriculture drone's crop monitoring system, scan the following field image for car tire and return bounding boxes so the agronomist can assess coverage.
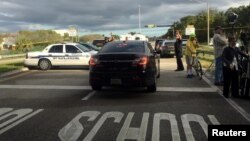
[91,85,102,91]
[39,59,51,70]
[147,75,156,92]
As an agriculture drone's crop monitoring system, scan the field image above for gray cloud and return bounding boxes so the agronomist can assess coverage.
[0,0,249,33]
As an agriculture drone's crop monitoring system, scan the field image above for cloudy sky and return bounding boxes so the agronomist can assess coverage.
[0,0,249,36]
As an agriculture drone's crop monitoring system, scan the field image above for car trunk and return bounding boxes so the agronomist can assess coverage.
[96,53,144,72]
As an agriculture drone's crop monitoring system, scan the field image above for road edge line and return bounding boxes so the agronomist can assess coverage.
[82,91,96,100]
[203,75,250,122]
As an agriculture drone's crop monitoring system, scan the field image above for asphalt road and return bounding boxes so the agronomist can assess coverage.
[0,58,249,141]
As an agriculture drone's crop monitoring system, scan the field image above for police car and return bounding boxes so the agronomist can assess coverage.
[24,43,98,70]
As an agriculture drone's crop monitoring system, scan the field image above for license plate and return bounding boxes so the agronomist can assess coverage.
[110,79,122,85]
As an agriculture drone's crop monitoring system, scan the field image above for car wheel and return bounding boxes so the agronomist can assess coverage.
[91,85,102,91]
[147,75,157,92]
[39,59,51,70]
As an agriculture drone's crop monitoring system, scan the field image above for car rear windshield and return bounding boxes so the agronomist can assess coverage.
[100,42,145,53]
[164,42,175,46]
[76,44,90,52]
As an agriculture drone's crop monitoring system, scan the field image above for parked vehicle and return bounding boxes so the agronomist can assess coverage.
[24,43,97,70]
[89,40,160,92]
[155,39,175,57]
[92,39,106,47]
[78,42,100,51]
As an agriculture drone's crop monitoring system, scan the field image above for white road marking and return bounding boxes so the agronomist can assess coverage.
[181,114,208,141]
[84,112,124,141]
[82,91,96,100]
[208,115,220,125]
[0,85,91,90]
[152,113,180,141]
[0,108,43,135]
[59,111,220,141]
[0,85,216,92]
[157,87,217,92]
[117,112,149,141]
[203,76,250,122]
[58,111,100,141]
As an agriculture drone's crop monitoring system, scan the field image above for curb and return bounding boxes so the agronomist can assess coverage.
[0,67,29,78]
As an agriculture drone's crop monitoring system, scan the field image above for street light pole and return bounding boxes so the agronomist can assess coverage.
[190,0,210,45]
[207,2,209,46]
[138,4,141,33]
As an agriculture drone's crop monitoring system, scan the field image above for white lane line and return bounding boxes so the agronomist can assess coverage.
[82,91,96,100]
[0,85,91,90]
[157,87,217,92]
[0,85,216,92]
[203,75,250,122]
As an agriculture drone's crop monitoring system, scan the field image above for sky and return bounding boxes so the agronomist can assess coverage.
[0,0,249,37]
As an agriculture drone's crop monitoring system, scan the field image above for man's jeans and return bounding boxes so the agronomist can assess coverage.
[215,56,223,83]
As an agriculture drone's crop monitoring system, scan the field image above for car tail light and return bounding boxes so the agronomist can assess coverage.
[139,56,148,65]
[133,56,148,67]
[89,56,99,66]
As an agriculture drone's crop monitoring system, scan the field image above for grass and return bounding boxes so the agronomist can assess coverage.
[0,62,24,74]
[0,45,46,55]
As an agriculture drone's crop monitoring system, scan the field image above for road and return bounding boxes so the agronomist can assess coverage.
[0,58,249,141]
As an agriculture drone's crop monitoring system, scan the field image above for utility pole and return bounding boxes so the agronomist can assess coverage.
[207,2,209,46]
[190,0,210,45]
[138,4,141,33]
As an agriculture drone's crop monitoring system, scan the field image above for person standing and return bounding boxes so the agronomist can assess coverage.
[174,30,184,71]
[185,34,199,78]
[213,26,228,86]
[222,34,249,98]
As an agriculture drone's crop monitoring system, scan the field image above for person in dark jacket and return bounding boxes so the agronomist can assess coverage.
[222,34,249,98]
[174,30,184,71]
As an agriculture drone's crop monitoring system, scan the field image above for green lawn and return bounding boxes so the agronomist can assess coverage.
[0,45,46,55]
[0,62,24,74]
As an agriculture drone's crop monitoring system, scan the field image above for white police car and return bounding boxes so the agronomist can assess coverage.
[24,43,98,70]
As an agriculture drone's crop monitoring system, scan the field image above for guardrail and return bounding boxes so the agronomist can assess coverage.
[0,54,26,60]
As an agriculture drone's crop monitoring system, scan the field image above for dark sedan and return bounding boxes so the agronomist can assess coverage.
[155,40,175,57]
[78,42,100,51]
[89,41,160,92]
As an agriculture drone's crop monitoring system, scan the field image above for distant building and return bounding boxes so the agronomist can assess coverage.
[120,33,148,41]
[54,29,70,36]
[0,33,17,50]
[0,37,16,50]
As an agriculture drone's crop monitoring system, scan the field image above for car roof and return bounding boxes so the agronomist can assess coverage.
[116,40,146,43]
[49,42,79,46]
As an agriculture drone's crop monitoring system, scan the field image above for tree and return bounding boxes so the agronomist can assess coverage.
[79,34,104,42]
[164,4,250,43]
[15,30,63,50]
